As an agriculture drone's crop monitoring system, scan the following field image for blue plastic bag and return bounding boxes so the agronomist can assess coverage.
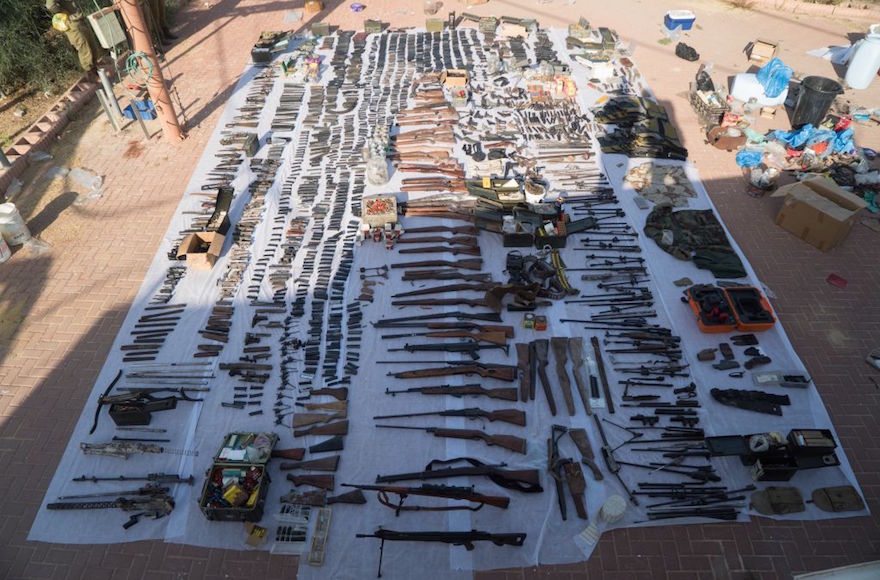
[756,57,793,98]
[772,124,814,149]
[831,129,854,154]
[736,149,763,168]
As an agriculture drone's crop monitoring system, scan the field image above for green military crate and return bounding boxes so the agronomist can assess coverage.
[199,432,279,522]
[365,19,384,34]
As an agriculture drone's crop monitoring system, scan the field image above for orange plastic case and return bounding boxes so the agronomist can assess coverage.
[685,285,776,333]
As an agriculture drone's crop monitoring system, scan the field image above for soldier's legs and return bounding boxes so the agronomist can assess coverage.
[65,21,96,71]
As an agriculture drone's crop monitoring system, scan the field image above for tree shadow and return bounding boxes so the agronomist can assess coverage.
[26,191,79,237]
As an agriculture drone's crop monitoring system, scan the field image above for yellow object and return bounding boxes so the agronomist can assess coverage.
[52,12,70,32]
[247,488,259,507]
[223,484,246,506]
[482,176,491,188]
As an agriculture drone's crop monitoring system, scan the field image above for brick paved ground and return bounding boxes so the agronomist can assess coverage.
[1,1,878,578]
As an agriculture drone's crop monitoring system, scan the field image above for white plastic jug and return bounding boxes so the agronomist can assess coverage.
[0,202,32,246]
[845,25,880,90]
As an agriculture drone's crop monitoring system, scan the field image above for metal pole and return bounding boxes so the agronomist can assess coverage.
[95,89,121,132]
[115,0,186,142]
[97,68,124,119]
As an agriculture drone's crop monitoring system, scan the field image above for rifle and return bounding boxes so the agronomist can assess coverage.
[293,420,349,438]
[372,311,502,325]
[72,473,194,485]
[390,259,483,271]
[388,363,518,382]
[280,489,366,506]
[286,474,335,490]
[378,322,514,337]
[384,383,519,402]
[374,407,526,427]
[391,282,496,298]
[57,484,169,500]
[381,330,508,346]
[279,455,340,472]
[342,483,510,515]
[399,225,478,235]
[376,457,542,493]
[292,409,347,428]
[377,425,527,454]
[391,297,489,308]
[396,235,478,247]
[80,441,196,460]
[401,270,493,283]
[397,246,481,256]
[356,528,527,577]
[387,341,509,360]
[47,494,174,529]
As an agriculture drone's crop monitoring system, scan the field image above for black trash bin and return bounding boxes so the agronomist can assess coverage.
[791,76,843,128]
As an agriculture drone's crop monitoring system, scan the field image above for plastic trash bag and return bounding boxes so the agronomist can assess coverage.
[756,57,793,98]
[831,128,855,154]
[736,148,764,168]
[772,124,815,148]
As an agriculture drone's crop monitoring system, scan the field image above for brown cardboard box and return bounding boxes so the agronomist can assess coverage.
[747,39,779,64]
[440,69,469,88]
[771,177,867,251]
[177,231,225,269]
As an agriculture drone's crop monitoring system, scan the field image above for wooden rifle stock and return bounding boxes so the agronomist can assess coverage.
[292,409,347,428]
[271,448,306,461]
[279,455,340,472]
[308,387,349,401]
[293,420,349,438]
[286,474,335,490]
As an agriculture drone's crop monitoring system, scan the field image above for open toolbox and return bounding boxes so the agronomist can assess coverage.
[199,432,279,522]
[684,284,775,333]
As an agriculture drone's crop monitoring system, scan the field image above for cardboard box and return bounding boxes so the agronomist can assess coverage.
[440,69,469,88]
[177,231,225,269]
[747,39,779,64]
[771,177,867,251]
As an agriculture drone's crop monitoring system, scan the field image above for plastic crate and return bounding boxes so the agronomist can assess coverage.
[123,100,156,121]
[688,82,729,127]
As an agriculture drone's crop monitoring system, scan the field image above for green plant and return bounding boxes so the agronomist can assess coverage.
[0,0,78,93]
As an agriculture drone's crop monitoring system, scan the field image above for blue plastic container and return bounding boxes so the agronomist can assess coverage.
[122,99,157,121]
[664,10,696,31]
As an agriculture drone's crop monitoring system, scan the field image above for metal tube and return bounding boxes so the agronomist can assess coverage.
[95,89,121,132]
[97,68,124,118]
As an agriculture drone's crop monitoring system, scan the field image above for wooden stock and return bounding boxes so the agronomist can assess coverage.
[293,420,349,437]
[271,448,306,461]
[279,455,340,472]
[431,428,527,454]
[300,400,348,412]
[310,387,348,401]
[286,474,335,490]
[292,409,347,428]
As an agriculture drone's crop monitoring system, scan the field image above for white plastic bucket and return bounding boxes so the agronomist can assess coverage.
[0,235,10,263]
[0,202,32,246]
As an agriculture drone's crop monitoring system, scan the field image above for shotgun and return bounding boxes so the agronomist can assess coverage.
[377,425,527,454]
[374,407,526,427]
